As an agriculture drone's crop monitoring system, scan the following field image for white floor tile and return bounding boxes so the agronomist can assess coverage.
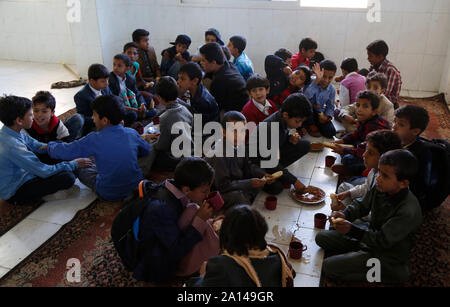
[26,180,96,225]
[294,273,321,287]
[297,198,333,230]
[310,167,339,195]
[0,219,61,269]
[287,152,318,179]
[0,266,10,279]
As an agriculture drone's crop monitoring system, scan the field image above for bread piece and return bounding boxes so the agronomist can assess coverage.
[330,193,339,207]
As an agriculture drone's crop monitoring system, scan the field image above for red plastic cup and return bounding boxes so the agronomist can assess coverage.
[314,213,327,229]
[207,191,225,211]
[265,196,277,211]
[289,241,308,259]
[325,155,337,168]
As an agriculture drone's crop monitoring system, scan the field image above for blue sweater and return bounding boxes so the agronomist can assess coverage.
[0,126,77,200]
[48,125,150,201]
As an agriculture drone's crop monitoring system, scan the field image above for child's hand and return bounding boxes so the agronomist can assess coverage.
[331,198,347,211]
[251,178,267,188]
[283,66,292,75]
[75,158,93,169]
[312,63,324,84]
[196,200,214,221]
[334,139,345,144]
[162,50,170,61]
[289,132,301,145]
[344,115,357,124]
[142,133,160,142]
[263,174,276,185]
[39,145,49,152]
[319,114,330,124]
[175,53,183,61]
[294,180,306,194]
[334,219,352,234]
[335,76,345,83]
[337,191,351,200]
[332,143,346,155]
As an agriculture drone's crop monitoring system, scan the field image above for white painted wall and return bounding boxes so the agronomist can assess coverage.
[0,0,76,64]
[1,0,450,93]
[440,39,450,103]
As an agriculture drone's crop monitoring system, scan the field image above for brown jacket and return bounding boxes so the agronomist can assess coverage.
[137,46,160,81]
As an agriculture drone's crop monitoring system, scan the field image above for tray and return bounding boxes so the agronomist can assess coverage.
[290,186,326,205]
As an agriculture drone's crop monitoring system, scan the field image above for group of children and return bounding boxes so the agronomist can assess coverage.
[0,27,448,287]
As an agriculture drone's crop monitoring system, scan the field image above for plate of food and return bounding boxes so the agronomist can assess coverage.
[290,186,326,205]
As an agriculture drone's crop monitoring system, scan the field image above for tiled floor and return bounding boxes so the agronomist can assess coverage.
[0,60,441,286]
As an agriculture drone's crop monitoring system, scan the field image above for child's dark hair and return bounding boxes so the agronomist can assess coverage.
[281,93,313,119]
[222,46,231,61]
[395,105,430,134]
[229,36,247,54]
[246,74,270,91]
[220,205,268,256]
[199,43,225,65]
[132,29,149,43]
[174,157,215,191]
[179,62,204,84]
[299,38,318,52]
[341,58,358,73]
[366,130,402,156]
[155,76,179,102]
[358,68,370,77]
[320,59,337,72]
[123,42,138,53]
[379,149,418,182]
[88,64,110,80]
[274,48,292,62]
[366,71,387,89]
[0,95,32,127]
[295,65,312,86]
[221,111,247,128]
[32,91,56,111]
[367,40,389,57]
[357,90,380,110]
[90,95,124,125]
[114,54,132,67]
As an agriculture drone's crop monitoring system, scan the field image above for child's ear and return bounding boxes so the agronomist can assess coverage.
[51,110,55,117]
[411,128,422,138]
[399,179,410,190]
[381,88,386,94]
[267,86,271,94]
[282,112,289,121]
[181,186,191,195]
[222,128,226,138]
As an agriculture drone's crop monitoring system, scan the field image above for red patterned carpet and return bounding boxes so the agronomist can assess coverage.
[0,95,448,287]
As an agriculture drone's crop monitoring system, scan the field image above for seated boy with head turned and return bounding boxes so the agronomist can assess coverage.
[47,95,150,202]
[161,34,192,79]
[316,149,422,284]
[149,77,194,172]
[339,71,395,133]
[303,60,337,138]
[206,111,279,212]
[251,93,312,195]
[291,37,317,70]
[192,28,225,63]
[0,95,91,205]
[112,157,219,283]
[270,65,312,109]
[227,35,254,81]
[264,48,293,98]
[334,130,402,209]
[393,105,446,211]
[332,91,390,176]
[367,40,402,109]
[177,61,219,125]
[74,64,113,135]
[132,29,161,83]
[338,58,366,108]
[241,74,278,126]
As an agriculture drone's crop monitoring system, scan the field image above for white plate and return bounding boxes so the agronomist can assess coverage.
[289,187,326,205]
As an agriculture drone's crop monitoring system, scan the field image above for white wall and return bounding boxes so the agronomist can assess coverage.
[0,0,76,64]
[1,0,450,93]
[440,39,450,103]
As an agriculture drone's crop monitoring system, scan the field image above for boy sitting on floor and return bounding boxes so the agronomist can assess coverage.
[0,95,91,205]
[333,130,402,209]
[112,157,219,283]
[303,60,337,138]
[332,91,390,177]
[46,95,150,202]
[291,37,317,70]
[161,34,192,79]
[264,48,293,98]
[241,74,278,126]
[270,65,312,108]
[206,111,277,212]
[316,149,422,284]
[227,35,254,81]
[339,72,395,133]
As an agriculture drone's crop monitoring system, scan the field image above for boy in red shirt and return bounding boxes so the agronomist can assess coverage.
[291,38,318,70]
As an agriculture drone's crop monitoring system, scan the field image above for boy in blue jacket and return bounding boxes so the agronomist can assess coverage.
[47,95,150,202]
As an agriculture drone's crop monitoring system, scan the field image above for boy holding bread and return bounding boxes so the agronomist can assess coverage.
[316,149,422,283]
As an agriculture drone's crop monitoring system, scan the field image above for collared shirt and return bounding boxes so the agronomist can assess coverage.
[189,84,219,124]
[114,73,128,96]
[252,99,272,116]
[0,126,77,200]
[165,180,191,208]
[89,84,103,98]
[370,59,402,107]
[233,52,254,81]
[304,82,336,118]
[48,125,150,201]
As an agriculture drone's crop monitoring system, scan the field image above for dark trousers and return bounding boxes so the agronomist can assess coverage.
[342,154,366,175]
[7,171,76,205]
[303,110,337,138]
[124,110,138,127]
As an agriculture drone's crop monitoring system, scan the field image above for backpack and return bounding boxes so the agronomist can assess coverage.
[111,180,163,270]
[415,137,450,210]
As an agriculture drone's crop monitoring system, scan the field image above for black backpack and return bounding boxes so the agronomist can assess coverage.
[415,137,450,210]
[111,180,163,270]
